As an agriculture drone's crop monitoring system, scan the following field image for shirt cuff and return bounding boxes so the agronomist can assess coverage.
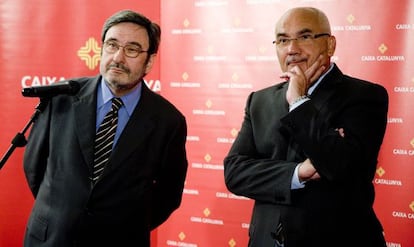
[291,163,306,189]
[289,95,310,111]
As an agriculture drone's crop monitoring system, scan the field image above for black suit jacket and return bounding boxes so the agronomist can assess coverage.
[23,76,188,247]
[224,64,388,247]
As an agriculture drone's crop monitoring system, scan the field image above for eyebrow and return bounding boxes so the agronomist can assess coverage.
[276,28,314,38]
[105,38,143,48]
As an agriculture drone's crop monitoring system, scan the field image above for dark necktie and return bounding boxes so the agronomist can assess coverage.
[92,97,123,183]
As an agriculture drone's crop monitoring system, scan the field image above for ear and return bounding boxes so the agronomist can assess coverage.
[327,35,336,56]
[144,54,157,74]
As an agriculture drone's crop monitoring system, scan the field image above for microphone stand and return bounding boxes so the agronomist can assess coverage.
[0,98,49,170]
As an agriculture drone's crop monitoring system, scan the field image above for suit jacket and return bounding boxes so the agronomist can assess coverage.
[23,76,188,247]
[224,64,388,247]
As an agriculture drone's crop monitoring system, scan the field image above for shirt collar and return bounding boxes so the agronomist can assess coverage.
[97,78,142,116]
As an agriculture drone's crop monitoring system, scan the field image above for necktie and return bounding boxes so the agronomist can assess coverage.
[92,97,123,183]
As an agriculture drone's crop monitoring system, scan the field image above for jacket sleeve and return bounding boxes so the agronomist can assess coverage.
[23,100,52,197]
[149,114,188,229]
[224,89,297,205]
[280,81,388,183]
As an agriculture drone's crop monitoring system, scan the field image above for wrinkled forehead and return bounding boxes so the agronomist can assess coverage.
[105,22,150,47]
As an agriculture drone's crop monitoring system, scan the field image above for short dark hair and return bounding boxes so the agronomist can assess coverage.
[101,10,161,55]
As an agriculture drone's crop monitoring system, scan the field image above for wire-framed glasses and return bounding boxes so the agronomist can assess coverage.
[103,40,148,58]
[273,33,331,47]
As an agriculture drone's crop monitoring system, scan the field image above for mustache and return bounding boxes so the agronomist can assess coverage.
[107,63,130,73]
[286,56,307,65]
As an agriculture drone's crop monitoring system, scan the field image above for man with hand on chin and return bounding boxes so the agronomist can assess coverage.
[224,7,388,247]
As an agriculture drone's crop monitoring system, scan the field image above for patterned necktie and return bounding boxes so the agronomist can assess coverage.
[92,97,123,183]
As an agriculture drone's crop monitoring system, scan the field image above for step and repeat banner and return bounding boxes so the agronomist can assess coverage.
[1,1,413,247]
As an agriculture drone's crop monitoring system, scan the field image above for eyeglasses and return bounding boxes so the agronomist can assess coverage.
[273,33,331,47]
[103,40,148,58]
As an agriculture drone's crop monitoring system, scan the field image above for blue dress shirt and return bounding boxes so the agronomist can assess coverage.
[95,79,142,147]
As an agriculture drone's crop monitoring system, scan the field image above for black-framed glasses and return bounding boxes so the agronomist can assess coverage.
[273,33,331,47]
[103,40,148,58]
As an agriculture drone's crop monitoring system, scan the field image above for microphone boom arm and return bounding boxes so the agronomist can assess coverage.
[0,98,49,170]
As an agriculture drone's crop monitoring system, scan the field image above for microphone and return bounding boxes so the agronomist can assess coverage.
[22,80,80,98]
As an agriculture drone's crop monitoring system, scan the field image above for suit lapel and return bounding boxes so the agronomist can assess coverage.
[309,64,343,113]
[99,83,156,179]
[283,65,344,161]
[73,77,100,173]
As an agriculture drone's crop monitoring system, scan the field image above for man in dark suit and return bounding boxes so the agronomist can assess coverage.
[224,7,388,247]
[23,10,188,247]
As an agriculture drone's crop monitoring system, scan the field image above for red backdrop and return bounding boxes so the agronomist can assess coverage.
[1,1,413,247]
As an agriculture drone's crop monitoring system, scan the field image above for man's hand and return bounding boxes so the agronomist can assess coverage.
[298,128,345,182]
[298,158,320,182]
[335,128,345,137]
[283,55,326,105]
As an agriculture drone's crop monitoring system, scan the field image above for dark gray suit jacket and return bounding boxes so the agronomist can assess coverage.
[23,76,188,247]
[224,64,388,247]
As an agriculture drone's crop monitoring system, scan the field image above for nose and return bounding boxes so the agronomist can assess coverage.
[112,48,126,62]
[286,40,301,54]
